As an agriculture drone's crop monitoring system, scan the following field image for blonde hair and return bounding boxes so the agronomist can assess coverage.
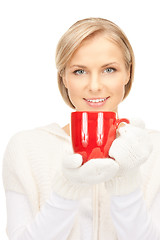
[55,17,135,109]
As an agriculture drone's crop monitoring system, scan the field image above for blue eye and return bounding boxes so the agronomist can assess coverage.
[104,68,116,73]
[73,69,86,75]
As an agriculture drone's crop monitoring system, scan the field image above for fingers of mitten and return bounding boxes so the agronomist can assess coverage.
[117,120,152,151]
[109,138,127,166]
[118,123,145,139]
[63,154,83,169]
[79,158,119,184]
[63,158,119,185]
[117,118,145,137]
[109,128,153,169]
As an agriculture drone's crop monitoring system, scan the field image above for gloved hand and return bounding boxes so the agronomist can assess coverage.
[52,153,119,200]
[105,119,153,195]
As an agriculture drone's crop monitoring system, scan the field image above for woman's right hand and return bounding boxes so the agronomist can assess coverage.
[52,154,119,200]
[63,154,119,184]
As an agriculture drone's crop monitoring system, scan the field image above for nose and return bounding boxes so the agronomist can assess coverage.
[88,73,102,92]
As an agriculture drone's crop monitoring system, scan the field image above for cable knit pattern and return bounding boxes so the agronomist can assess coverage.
[3,124,73,215]
[2,122,160,239]
[105,122,153,196]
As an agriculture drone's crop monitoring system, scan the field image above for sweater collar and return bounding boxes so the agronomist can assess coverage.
[37,122,71,142]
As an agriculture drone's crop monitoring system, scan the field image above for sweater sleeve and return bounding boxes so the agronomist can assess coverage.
[5,190,79,240]
[3,131,80,239]
[2,131,40,216]
[110,188,160,240]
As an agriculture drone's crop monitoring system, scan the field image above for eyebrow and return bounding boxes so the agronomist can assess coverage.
[69,62,118,69]
[101,62,118,68]
[69,65,87,69]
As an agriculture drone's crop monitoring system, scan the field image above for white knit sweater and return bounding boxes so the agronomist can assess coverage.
[2,122,160,239]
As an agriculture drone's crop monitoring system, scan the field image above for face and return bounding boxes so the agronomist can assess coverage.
[63,34,130,113]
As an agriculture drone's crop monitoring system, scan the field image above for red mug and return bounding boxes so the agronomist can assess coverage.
[71,111,129,164]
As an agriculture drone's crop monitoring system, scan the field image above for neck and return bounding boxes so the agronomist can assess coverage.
[62,124,70,136]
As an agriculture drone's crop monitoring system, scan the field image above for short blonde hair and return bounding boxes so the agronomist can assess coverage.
[55,17,135,109]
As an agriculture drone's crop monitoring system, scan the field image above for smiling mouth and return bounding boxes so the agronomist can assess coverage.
[83,97,109,103]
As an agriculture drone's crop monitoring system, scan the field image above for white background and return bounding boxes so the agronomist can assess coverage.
[0,0,160,238]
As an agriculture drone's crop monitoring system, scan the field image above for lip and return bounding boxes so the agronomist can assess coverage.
[84,97,107,100]
[83,97,110,108]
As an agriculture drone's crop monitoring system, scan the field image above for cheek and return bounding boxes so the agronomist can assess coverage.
[67,81,80,95]
[110,79,126,96]
[66,81,83,106]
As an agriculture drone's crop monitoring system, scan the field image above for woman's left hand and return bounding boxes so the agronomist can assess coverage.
[105,119,153,195]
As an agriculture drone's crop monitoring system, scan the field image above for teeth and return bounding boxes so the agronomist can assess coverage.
[87,98,107,103]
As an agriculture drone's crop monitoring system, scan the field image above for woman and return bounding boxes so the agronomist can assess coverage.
[3,17,160,240]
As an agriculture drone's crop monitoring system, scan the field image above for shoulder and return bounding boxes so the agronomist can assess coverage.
[3,122,72,166]
[141,129,160,172]
[3,129,31,158]
[5,122,69,149]
[147,129,160,148]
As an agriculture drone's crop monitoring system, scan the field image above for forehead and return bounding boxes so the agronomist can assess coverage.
[68,34,124,66]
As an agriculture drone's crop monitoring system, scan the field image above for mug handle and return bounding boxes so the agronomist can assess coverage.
[115,118,130,129]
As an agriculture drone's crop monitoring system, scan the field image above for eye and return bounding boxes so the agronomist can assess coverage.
[104,67,116,73]
[73,69,86,75]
